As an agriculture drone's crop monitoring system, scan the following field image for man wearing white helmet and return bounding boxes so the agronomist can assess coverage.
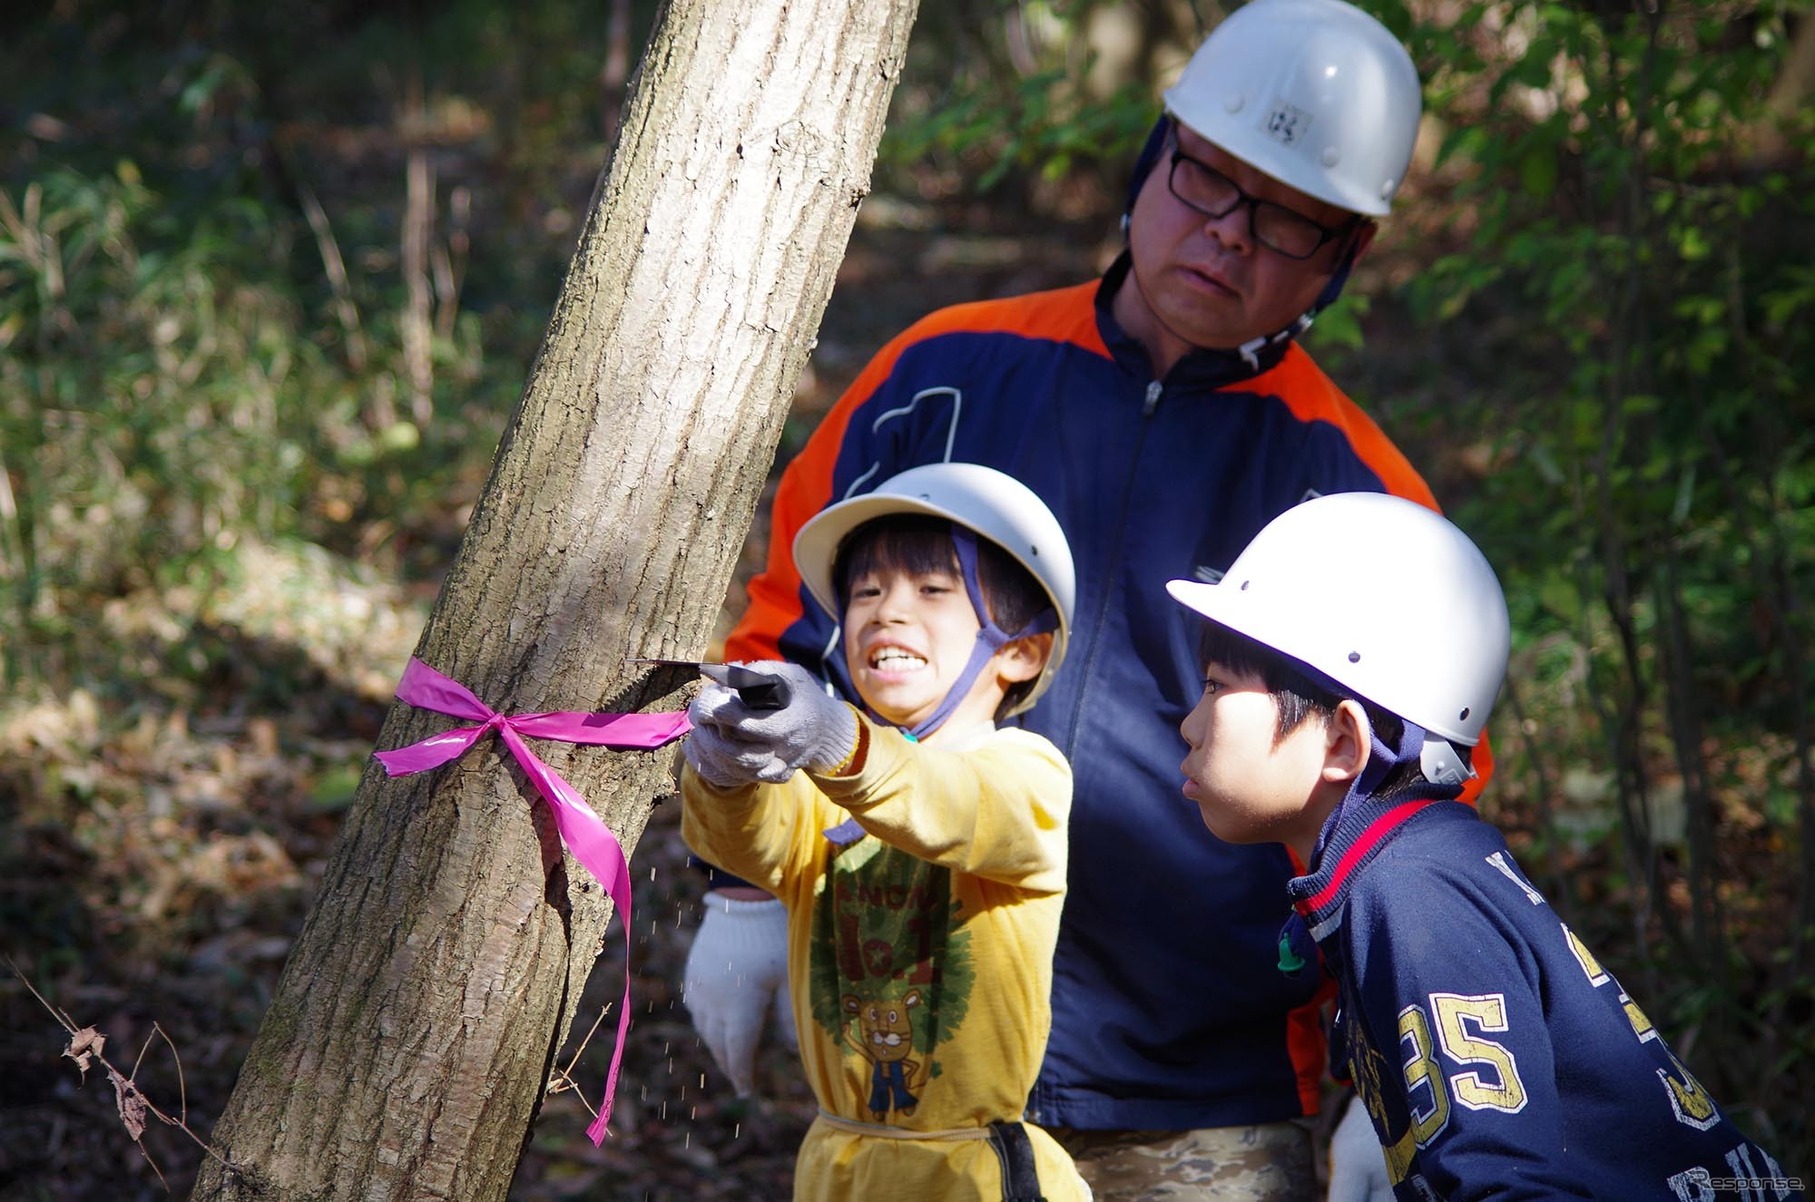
[1168,493,1796,1201]
[682,464,1091,1200]
[688,1,1472,1196]
[1121,0,1420,376]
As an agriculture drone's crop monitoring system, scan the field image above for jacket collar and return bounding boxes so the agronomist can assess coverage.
[1286,721,1473,941]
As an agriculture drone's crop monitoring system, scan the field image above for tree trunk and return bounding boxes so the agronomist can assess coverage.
[189,0,918,1196]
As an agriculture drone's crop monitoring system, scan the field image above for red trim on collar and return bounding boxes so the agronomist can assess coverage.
[1299,799,1442,914]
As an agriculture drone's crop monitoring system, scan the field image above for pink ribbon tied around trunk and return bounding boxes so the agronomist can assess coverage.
[373,656,691,1144]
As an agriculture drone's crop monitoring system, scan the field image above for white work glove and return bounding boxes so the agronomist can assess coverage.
[682,894,797,1096]
[684,721,759,789]
[1327,1091,1394,1202]
[685,661,857,784]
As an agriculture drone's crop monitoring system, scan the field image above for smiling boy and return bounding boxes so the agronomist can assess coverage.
[680,462,1089,1201]
[1168,492,1800,1201]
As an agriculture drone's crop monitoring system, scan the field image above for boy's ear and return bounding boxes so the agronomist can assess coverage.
[1323,699,1371,786]
[995,632,1054,684]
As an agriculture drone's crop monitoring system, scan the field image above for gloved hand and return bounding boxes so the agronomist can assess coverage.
[1327,1090,1393,1202]
[682,894,798,1096]
[686,661,857,783]
[684,720,770,788]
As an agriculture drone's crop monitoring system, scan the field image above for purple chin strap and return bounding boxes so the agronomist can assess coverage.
[887,528,1056,741]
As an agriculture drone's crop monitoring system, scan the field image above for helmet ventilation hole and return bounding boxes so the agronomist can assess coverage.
[1459,707,1471,721]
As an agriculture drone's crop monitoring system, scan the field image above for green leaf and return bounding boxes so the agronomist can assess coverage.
[1520,148,1559,201]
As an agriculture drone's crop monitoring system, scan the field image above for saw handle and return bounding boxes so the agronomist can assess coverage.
[700,663,791,711]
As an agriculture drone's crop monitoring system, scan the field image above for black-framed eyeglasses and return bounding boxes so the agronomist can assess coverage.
[1164,135,1357,261]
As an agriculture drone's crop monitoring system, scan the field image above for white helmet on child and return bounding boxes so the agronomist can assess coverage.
[1166,492,1508,758]
[793,463,1075,715]
[1163,0,1423,216]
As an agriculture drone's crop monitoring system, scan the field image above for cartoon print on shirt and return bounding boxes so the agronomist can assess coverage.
[809,836,975,1121]
[842,988,925,1119]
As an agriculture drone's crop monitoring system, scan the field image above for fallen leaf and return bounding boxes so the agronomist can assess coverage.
[63,1027,106,1079]
[109,1068,148,1141]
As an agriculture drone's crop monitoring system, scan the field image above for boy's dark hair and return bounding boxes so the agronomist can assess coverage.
[1196,621,1459,798]
[835,514,1050,719]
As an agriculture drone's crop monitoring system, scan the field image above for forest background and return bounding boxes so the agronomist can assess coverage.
[1,0,1811,1197]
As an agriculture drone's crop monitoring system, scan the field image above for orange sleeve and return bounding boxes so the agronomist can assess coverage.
[1270,347,1438,510]
[724,388,863,663]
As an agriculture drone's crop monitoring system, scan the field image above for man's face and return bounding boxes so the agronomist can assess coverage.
[1121,122,1367,361]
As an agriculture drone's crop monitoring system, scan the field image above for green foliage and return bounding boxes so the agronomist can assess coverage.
[0,158,455,684]
[0,0,639,690]
[877,0,1185,214]
[1395,0,1815,1155]
[884,65,1158,192]
[0,164,303,661]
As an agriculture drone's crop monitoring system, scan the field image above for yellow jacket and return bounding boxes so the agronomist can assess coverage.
[682,717,1088,1201]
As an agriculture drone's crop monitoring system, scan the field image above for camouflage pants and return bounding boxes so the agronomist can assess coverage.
[1049,1121,1317,1202]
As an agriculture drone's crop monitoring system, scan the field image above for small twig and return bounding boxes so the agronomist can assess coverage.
[549,1000,614,1123]
[5,956,240,1186]
[297,181,368,373]
[145,1023,190,1124]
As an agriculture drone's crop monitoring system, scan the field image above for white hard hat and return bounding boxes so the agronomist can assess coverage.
[794,463,1075,714]
[1165,492,1508,749]
[1163,0,1422,216]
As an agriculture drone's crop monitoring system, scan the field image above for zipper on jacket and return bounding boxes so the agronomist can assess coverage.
[1059,388,1159,756]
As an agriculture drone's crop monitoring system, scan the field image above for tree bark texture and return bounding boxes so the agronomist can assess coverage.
[190,0,919,1196]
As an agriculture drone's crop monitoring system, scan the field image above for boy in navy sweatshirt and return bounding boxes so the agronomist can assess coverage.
[1165,491,1801,1202]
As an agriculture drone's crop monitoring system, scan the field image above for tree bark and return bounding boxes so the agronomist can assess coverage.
[189,0,918,1196]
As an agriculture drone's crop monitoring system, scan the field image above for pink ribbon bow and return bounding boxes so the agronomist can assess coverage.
[373,656,691,1144]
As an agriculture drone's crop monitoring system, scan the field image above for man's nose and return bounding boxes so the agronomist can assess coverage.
[1201,200,1254,253]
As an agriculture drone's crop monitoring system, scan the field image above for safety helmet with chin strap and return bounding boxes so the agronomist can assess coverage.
[1165,492,1508,785]
[793,463,1076,736]
[1163,0,1423,217]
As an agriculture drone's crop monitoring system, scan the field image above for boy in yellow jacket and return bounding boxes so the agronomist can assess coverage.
[681,462,1088,1201]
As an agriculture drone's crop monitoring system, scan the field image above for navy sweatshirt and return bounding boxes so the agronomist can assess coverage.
[1292,797,1801,1200]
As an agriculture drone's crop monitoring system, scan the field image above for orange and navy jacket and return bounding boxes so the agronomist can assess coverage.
[726,253,1494,1130]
